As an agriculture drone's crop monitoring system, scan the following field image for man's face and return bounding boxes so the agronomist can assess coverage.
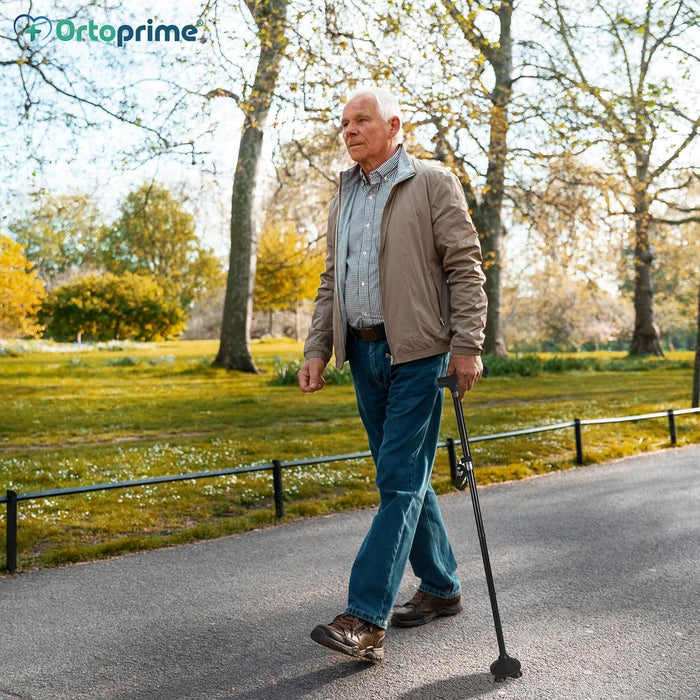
[341,94,399,174]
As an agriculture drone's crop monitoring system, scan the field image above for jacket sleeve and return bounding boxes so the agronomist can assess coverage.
[303,195,338,364]
[431,170,488,355]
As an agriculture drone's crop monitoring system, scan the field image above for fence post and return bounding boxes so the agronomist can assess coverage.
[667,410,677,445]
[574,419,584,465]
[6,490,17,573]
[446,438,458,486]
[272,460,284,519]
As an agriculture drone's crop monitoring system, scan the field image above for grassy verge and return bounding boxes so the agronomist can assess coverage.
[1,339,697,572]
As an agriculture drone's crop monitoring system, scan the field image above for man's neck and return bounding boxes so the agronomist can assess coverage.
[359,144,401,178]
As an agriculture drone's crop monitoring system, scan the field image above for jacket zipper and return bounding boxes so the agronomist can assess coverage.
[435,276,447,326]
[334,177,348,354]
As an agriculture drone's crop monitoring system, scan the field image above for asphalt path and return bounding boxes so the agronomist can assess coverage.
[1,444,698,700]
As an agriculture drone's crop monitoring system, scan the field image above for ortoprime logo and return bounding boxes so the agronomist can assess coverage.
[14,13,202,48]
[14,14,52,43]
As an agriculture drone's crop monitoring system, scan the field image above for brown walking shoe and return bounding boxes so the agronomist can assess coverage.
[310,613,385,662]
[390,590,463,628]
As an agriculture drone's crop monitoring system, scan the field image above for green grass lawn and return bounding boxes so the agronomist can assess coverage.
[1,339,698,572]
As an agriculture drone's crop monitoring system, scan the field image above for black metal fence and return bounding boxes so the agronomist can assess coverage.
[2,406,699,573]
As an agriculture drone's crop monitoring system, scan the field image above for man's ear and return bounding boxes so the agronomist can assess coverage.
[389,116,401,138]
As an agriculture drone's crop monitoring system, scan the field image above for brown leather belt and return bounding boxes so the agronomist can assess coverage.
[349,323,386,342]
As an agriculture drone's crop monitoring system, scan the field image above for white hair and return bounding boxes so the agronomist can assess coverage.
[345,86,403,141]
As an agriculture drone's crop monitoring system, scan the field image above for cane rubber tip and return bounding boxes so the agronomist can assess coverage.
[490,654,522,682]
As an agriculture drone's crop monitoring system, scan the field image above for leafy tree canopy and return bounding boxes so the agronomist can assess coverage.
[0,235,46,339]
[8,192,106,287]
[254,221,325,314]
[103,182,224,309]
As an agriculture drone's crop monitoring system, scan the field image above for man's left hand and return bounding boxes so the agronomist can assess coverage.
[446,354,483,400]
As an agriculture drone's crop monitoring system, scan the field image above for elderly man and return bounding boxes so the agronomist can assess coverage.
[298,86,487,662]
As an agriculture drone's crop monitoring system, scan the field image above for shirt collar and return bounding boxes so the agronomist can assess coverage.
[361,145,403,185]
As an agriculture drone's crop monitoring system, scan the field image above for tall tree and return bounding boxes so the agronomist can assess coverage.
[502,264,633,352]
[507,155,634,351]
[104,182,223,309]
[651,215,700,350]
[535,0,700,355]
[440,0,514,355]
[209,0,289,372]
[8,191,105,288]
[254,221,325,338]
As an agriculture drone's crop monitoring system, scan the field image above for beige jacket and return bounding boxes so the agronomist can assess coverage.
[304,149,487,368]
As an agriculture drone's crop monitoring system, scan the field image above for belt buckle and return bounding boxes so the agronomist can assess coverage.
[361,327,378,342]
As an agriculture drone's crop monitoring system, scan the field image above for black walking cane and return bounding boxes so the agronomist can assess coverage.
[438,373,522,683]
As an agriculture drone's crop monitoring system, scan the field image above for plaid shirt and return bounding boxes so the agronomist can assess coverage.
[343,146,403,329]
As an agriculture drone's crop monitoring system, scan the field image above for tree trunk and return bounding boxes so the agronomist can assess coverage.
[474,207,508,357]
[629,193,664,356]
[693,283,699,408]
[477,2,512,357]
[213,0,288,372]
[444,0,513,357]
[215,126,264,372]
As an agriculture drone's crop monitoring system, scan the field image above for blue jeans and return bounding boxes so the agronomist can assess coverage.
[345,335,461,629]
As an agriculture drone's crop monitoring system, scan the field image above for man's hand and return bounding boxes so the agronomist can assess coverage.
[298,357,327,393]
[446,354,483,400]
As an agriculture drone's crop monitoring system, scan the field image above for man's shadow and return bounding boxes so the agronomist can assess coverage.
[234,661,372,699]
[398,672,498,699]
[237,663,496,699]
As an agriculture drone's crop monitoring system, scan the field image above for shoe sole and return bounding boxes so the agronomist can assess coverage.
[390,602,463,628]
[310,625,384,662]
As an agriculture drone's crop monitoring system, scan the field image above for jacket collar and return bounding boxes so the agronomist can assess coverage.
[339,144,416,188]
[394,145,416,184]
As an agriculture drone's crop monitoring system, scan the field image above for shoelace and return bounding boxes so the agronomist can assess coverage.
[334,613,375,633]
[407,590,428,607]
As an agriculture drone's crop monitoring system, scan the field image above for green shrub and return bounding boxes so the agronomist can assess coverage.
[104,356,140,367]
[42,272,185,342]
[542,356,600,373]
[483,354,542,377]
[273,352,692,384]
[272,357,353,386]
[272,357,304,385]
[323,364,354,385]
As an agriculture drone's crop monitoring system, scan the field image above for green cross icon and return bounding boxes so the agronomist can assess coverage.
[23,23,43,41]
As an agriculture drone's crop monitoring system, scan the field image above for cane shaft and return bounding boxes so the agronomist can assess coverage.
[439,374,507,656]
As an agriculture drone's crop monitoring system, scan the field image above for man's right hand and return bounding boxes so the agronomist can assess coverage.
[298,358,327,393]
